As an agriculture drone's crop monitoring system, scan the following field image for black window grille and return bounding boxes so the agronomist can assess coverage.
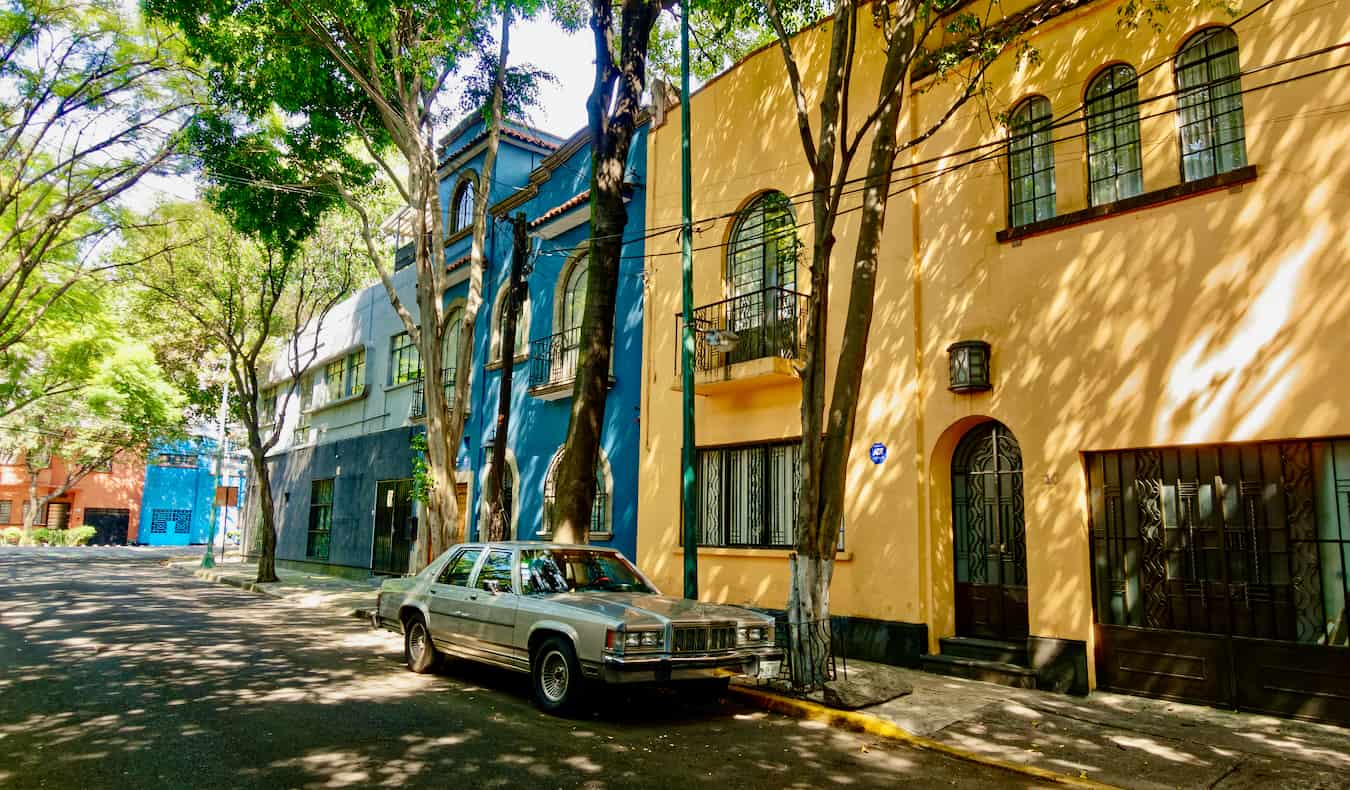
[1088,440,1350,646]
[1085,64,1144,205]
[1007,96,1056,227]
[389,332,422,385]
[728,191,796,299]
[307,478,334,561]
[0,500,10,524]
[1176,27,1247,182]
[697,441,800,548]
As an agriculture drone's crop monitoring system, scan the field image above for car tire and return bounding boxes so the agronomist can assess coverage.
[404,614,439,674]
[532,636,584,715]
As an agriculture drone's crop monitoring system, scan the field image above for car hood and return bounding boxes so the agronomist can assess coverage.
[546,592,771,626]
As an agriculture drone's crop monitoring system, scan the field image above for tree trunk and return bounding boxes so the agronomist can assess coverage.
[552,0,660,544]
[251,449,279,583]
[787,552,834,688]
[21,473,40,545]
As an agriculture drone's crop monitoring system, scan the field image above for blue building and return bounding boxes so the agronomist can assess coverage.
[254,113,647,577]
[139,436,245,546]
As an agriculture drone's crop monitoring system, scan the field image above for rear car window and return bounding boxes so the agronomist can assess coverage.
[475,550,514,593]
[437,549,481,587]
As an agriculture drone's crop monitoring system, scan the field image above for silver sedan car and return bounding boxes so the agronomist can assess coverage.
[372,542,784,713]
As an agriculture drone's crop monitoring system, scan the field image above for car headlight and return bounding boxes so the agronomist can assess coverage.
[608,628,664,653]
[738,624,771,644]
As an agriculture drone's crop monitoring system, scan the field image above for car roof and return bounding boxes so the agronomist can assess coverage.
[456,541,621,552]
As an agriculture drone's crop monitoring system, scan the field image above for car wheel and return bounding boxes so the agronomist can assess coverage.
[404,614,439,674]
[532,636,584,714]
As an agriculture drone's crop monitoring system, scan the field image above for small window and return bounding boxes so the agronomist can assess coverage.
[451,179,475,234]
[324,358,345,404]
[259,387,277,425]
[389,332,422,385]
[475,549,514,593]
[1176,27,1247,181]
[1007,96,1056,227]
[441,307,464,391]
[1085,65,1143,205]
[697,441,800,549]
[0,500,11,524]
[345,349,365,397]
[438,548,482,587]
[156,452,198,468]
[300,372,317,411]
[306,479,334,561]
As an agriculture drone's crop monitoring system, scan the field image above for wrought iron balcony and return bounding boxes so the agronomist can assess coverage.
[677,287,808,390]
[528,328,582,399]
[409,369,458,419]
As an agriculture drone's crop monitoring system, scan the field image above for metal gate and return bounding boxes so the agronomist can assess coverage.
[952,421,1029,641]
[84,508,130,545]
[1088,441,1350,725]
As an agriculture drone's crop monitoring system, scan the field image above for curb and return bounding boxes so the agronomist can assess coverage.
[727,686,1117,789]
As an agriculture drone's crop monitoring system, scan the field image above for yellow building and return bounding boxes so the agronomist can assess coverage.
[638,0,1350,723]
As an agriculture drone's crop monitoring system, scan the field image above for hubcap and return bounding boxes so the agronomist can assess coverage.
[410,625,426,663]
[540,649,569,702]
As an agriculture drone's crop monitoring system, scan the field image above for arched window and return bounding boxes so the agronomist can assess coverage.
[1085,65,1143,205]
[489,285,528,364]
[727,191,796,298]
[441,304,464,407]
[1008,96,1056,227]
[1175,27,1247,181]
[480,450,519,540]
[451,179,475,234]
[561,257,588,335]
[542,448,611,538]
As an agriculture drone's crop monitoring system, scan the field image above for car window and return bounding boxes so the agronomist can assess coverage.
[519,549,654,594]
[437,548,482,587]
[475,550,514,593]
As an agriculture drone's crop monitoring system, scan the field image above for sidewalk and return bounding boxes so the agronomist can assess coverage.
[166,555,380,618]
[170,560,1350,789]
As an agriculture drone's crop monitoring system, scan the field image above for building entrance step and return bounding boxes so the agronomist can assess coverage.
[918,653,1037,689]
[938,636,1029,666]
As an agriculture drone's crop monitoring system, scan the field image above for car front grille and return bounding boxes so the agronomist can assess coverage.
[673,623,737,654]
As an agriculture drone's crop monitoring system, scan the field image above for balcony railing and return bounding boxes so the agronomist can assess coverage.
[409,369,458,419]
[679,287,808,372]
[528,327,582,391]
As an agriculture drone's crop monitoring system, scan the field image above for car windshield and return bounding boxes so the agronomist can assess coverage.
[519,549,655,595]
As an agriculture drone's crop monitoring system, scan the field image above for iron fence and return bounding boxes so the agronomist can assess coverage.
[529,327,582,390]
[768,616,846,691]
[409,369,458,419]
[677,287,808,373]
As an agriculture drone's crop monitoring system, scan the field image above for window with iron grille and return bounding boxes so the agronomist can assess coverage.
[1007,96,1056,227]
[1176,27,1247,182]
[451,178,475,233]
[0,500,11,524]
[728,191,797,298]
[156,452,198,468]
[307,478,334,561]
[389,332,422,385]
[1085,64,1143,205]
[150,508,192,534]
[696,441,800,548]
[542,450,609,538]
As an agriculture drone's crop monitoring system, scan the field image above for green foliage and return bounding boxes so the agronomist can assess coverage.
[31,527,53,545]
[65,526,97,546]
[1,526,21,545]
[410,432,431,505]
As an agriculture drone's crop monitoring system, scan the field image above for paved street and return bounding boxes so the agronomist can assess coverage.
[0,549,1047,789]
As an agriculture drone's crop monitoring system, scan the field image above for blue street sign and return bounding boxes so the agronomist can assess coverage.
[869,443,887,465]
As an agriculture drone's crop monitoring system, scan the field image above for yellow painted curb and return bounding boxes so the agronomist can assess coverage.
[728,686,1117,789]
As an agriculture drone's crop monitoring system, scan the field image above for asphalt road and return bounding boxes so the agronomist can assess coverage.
[0,549,1048,789]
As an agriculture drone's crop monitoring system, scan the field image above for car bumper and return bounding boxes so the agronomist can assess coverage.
[600,647,784,684]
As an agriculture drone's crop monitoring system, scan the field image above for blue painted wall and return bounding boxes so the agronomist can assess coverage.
[139,437,220,545]
[463,126,648,559]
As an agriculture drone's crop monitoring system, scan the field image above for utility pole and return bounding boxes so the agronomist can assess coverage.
[484,213,529,541]
[679,2,698,600]
[201,373,229,569]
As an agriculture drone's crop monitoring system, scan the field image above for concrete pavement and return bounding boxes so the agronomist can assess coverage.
[0,549,1051,789]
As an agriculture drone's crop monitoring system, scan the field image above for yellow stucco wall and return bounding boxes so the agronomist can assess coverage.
[638,0,1350,687]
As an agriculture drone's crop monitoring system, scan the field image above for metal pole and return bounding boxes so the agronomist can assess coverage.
[680,1,698,600]
[201,374,228,569]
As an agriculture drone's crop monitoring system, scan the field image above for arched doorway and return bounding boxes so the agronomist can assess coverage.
[951,421,1029,641]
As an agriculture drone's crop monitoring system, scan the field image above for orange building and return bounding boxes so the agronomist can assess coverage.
[0,452,146,544]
